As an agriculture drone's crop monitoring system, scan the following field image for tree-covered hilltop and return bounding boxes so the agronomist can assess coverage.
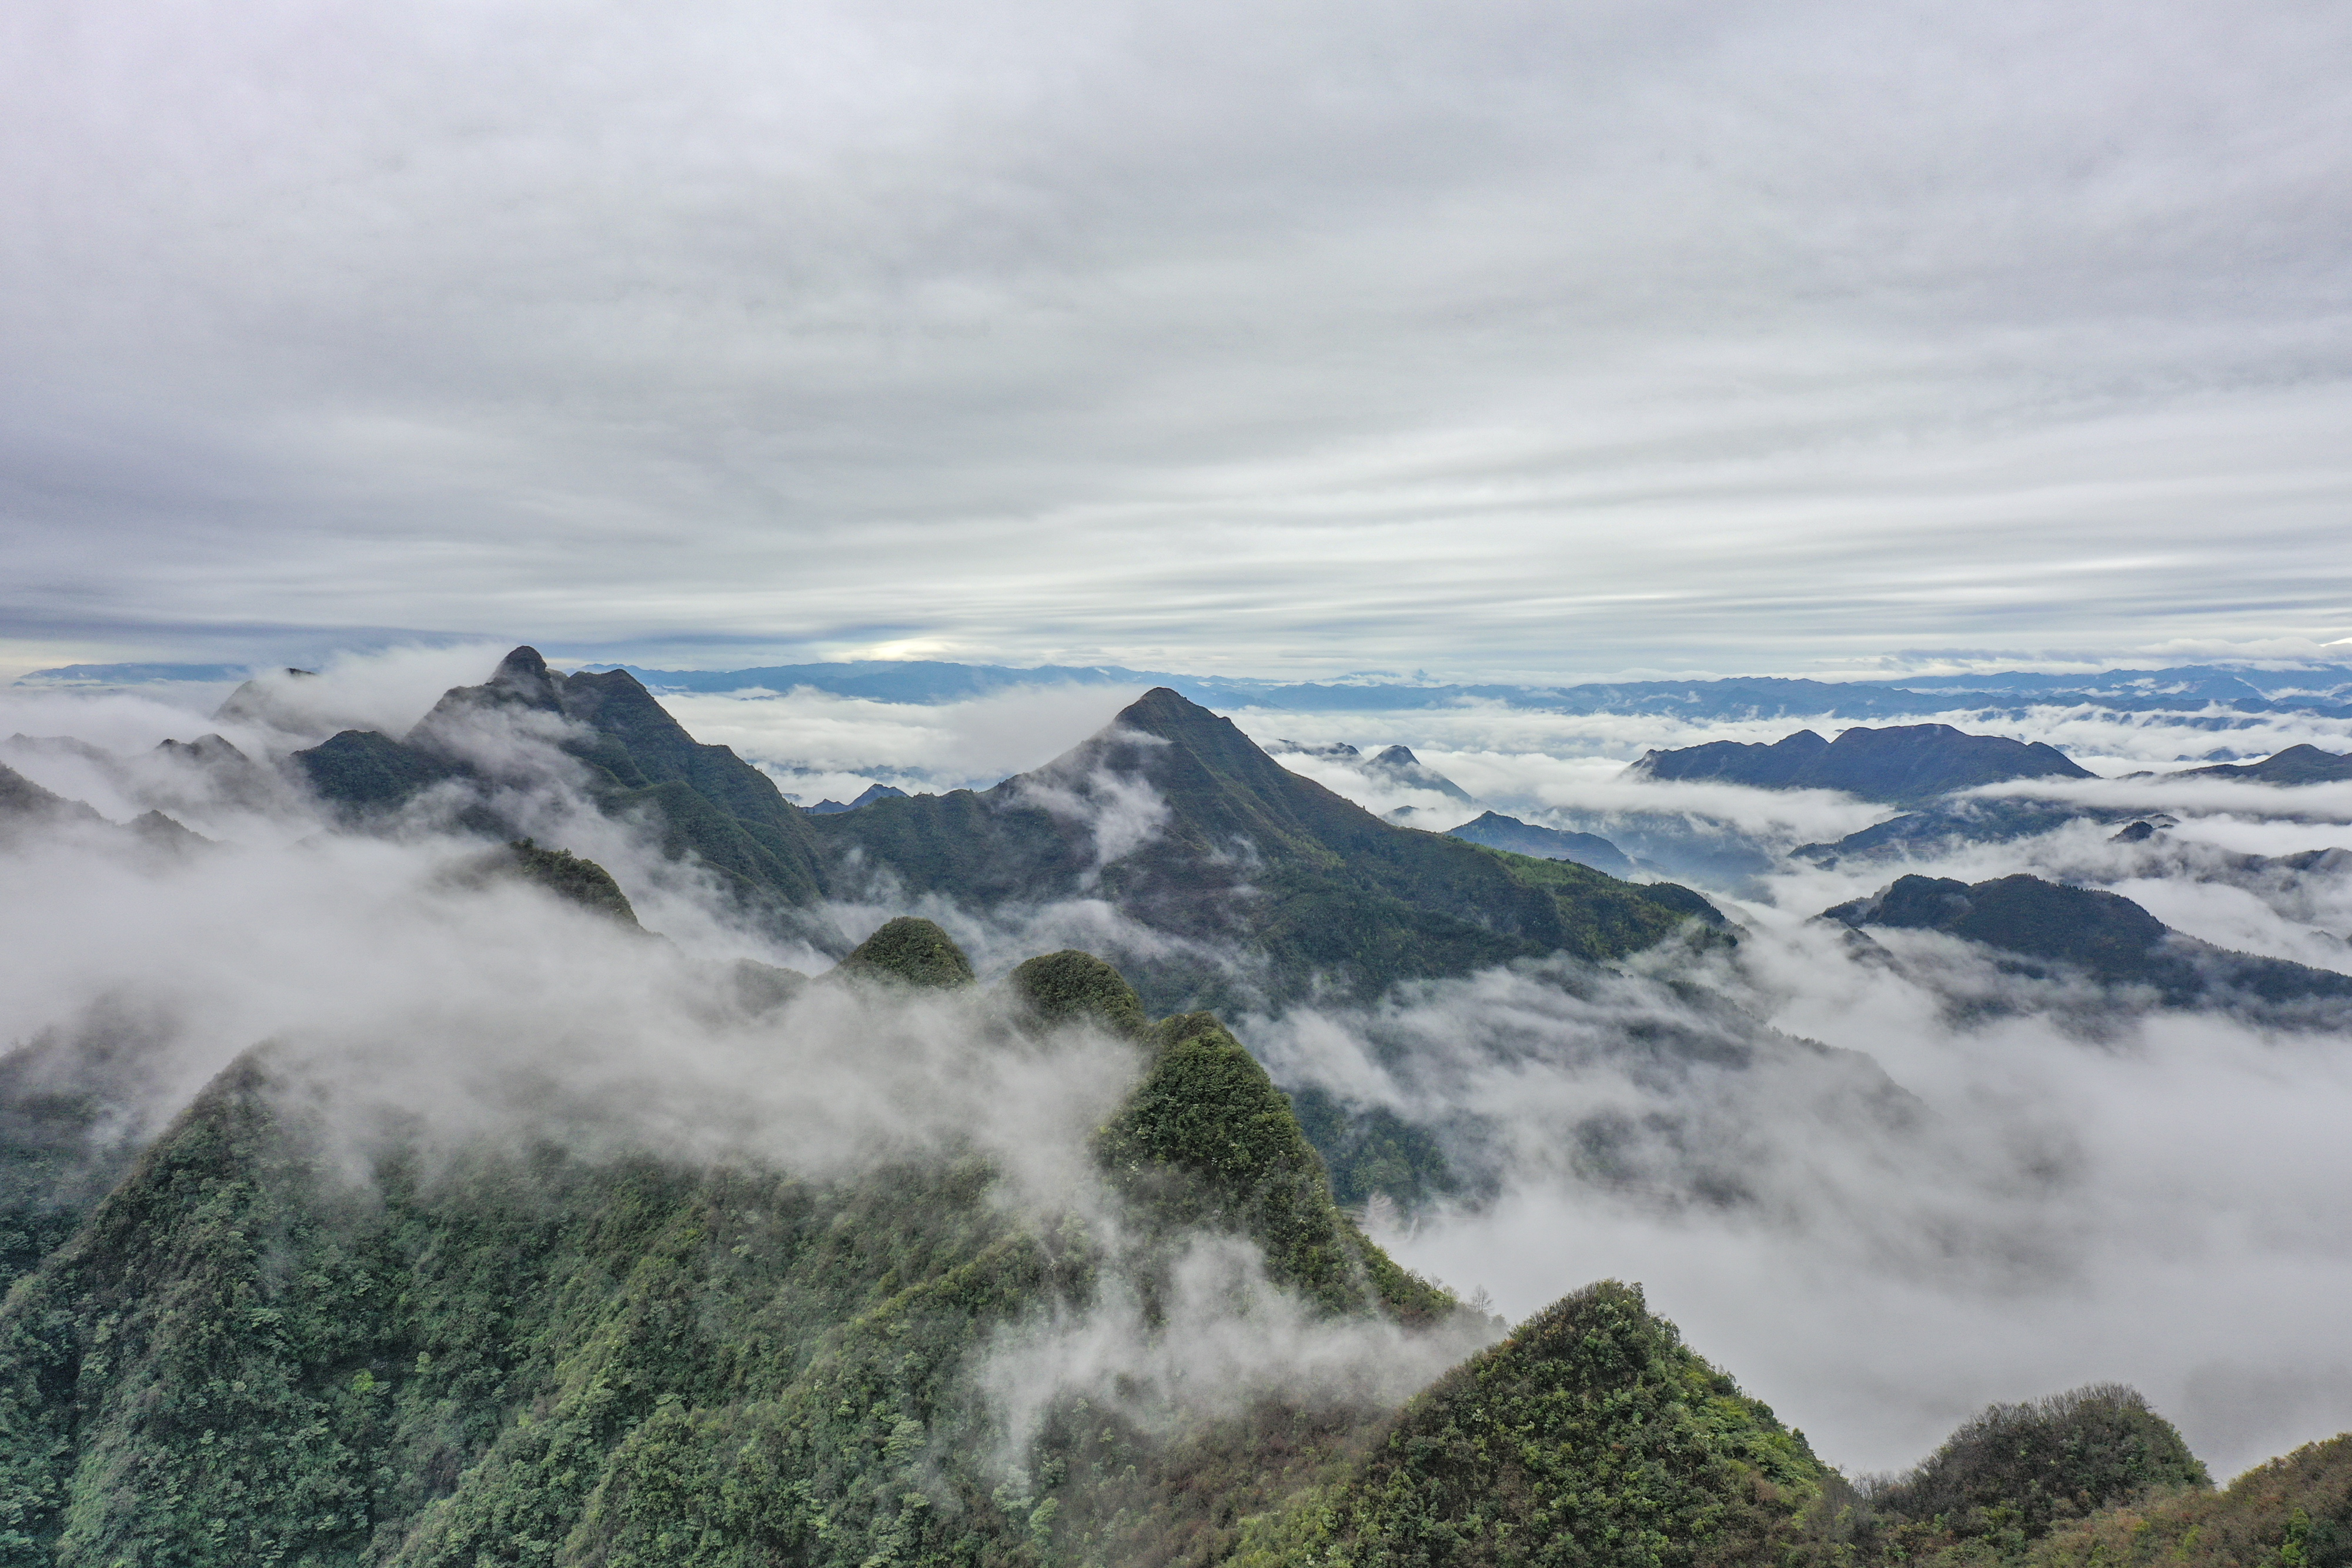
[287,651,1722,1013]
[1234,1281,1831,1567]
[2026,1432,2352,1568]
[0,925,1474,1567]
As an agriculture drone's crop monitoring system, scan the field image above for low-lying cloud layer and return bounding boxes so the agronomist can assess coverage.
[1216,697,2352,1478]
[9,655,2352,1487]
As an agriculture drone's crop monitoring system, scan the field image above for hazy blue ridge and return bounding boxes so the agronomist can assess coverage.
[25,658,2352,720]
[1446,812,1635,877]
[1631,723,2094,804]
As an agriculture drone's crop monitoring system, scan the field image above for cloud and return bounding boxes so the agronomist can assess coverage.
[977,1232,1498,1466]
[14,647,2352,1494]
[1248,920,2352,1482]
[658,683,1148,795]
[5,2,2351,674]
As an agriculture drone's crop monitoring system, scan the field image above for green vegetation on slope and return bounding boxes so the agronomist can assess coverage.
[1872,1384,2210,1543]
[501,839,640,924]
[2026,1432,2350,1568]
[0,934,1470,1568]
[1098,1012,1451,1325]
[1003,950,1151,1037]
[830,915,978,989]
[1236,1281,1828,1567]
[292,657,1719,1016]
[1801,1384,2214,1568]
[803,688,1722,1012]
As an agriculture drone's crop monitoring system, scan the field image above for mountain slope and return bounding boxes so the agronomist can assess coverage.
[292,647,829,905]
[807,687,1721,1009]
[0,929,1475,1568]
[2173,744,2352,784]
[2024,1432,2350,1568]
[1238,1281,1829,1566]
[1446,811,1634,876]
[1825,873,2352,1012]
[286,658,1716,1011]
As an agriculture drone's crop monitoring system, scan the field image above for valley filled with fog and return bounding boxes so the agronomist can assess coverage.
[7,651,2351,1485]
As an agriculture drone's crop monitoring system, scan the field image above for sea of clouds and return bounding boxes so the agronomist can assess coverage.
[5,653,2352,1481]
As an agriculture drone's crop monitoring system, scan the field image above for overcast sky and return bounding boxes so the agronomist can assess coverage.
[6,0,2350,681]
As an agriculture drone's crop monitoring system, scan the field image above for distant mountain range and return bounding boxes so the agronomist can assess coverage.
[22,656,2352,720]
[1444,811,1636,877]
[2169,743,2352,784]
[1630,723,2094,804]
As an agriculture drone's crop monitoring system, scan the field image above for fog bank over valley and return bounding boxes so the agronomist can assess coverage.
[5,647,2351,1487]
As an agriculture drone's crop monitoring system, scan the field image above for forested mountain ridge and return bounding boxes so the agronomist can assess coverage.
[1,902,2313,1567]
[12,669,2352,1564]
[287,649,1722,1012]
[0,922,1840,1568]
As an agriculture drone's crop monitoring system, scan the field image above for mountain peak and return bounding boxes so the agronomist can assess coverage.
[833,915,975,988]
[1111,685,1220,736]
[489,645,557,702]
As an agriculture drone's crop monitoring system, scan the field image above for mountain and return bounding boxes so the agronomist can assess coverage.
[1823,873,2352,1014]
[1262,739,1475,808]
[18,680,2350,1567]
[798,686,1721,1009]
[0,761,107,833]
[1359,744,1474,803]
[1793,798,2149,867]
[805,782,910,813]
[0,917,2267,1568]
[2021,1432,2352,1568]
[1825,1384,2213,1563]
[0,925,1840,1567]
[1445,811,1635,876]
[0,759,205,852]
[1631,724,2094,804]
[2171,744,2352,784]
[1245,1281,1830,1565]
[288,650,1722,1013]
[293,647,831,905]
